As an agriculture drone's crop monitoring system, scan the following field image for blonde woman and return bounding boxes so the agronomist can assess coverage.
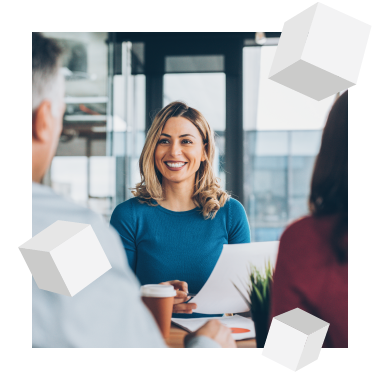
[110,101,250,317]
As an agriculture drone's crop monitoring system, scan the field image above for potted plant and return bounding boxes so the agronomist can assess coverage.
[235,262,274,348]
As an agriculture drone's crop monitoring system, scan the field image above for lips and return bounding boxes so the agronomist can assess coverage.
[164,161,187,171]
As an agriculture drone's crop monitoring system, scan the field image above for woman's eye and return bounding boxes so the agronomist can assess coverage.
[158,139,169,144]
[182,139,193,144]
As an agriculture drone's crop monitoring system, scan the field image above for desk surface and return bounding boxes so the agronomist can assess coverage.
[166,324,257,348]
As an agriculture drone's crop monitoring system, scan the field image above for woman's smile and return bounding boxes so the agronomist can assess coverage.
[155,116,206,184]
[165,161,188,171]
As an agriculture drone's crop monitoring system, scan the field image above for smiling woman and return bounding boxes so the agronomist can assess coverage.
[154,116,209,212]
[133,101,228,218]
[110,101,251,318]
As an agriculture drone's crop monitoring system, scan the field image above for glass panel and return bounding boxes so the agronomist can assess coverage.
[288,156,316,220]
[246,138,288,242]
[256,46,336,130]
[165,55,224,73]
[255,131,288,156]
[290,130,322,156]
[125,74,146,199]
[42,33,112,220]
[55,137,87,156]
[288,130,322,220]
[243,45,336,242]
[50,157,88,207]
[89,157,116,198]
[88,157,116,219]
[244,130,323,242]
[164,73,226,189]
[111,42,146,203]
[243,46,260,131]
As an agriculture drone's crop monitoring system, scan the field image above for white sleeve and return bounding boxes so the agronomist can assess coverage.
[32,213,166,348]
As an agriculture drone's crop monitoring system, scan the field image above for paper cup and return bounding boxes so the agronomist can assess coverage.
[141,284,176,339]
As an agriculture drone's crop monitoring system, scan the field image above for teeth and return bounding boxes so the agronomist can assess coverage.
[167,162,185,168]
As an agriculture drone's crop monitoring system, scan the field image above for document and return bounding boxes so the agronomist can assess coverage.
[190,241,279,314]
[171,315,255,341]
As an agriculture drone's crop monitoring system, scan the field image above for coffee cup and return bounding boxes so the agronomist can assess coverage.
[141,284,176,339]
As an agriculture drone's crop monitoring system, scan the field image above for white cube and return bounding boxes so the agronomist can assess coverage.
[269,3,371,100]
[19,220,112,297]
[263,308,329,371]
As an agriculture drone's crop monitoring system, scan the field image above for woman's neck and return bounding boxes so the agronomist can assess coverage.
[159,177,196,211]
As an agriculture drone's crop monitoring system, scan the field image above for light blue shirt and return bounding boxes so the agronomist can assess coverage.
[32,182,219,348]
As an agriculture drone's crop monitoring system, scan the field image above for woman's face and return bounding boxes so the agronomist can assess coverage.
[155,117,206,185]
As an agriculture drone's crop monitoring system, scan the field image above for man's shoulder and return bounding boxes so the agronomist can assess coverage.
[33,183,102,232]
[32,183,131,270]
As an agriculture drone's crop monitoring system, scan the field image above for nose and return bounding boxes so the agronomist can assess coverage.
[169,140,183,157]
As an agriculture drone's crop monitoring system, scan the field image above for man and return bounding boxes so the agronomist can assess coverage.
[32,32,235,348]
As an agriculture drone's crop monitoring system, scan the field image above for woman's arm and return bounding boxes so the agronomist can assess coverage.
[110,201,138,272]
[227,198,251,244]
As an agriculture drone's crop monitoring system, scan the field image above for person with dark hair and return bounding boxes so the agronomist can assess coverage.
[32,32,235,348]
[269,91,348,348]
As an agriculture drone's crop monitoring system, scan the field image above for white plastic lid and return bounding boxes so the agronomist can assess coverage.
[140,284,177,298]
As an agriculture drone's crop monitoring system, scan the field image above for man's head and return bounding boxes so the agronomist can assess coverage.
[32,32,65,183]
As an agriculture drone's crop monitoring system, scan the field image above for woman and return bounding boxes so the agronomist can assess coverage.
[270,91,348,347]
[110,101,250,317]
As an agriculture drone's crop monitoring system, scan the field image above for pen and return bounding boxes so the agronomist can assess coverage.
[185,293,197,303]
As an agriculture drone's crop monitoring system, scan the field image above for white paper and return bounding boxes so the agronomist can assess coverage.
[171,315,256,341]
[190,241,279,314]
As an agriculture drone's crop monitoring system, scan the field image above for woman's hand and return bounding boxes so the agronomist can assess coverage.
[160,280,197,314]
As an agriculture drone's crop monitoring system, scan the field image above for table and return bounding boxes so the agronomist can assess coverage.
[166,324,257,348]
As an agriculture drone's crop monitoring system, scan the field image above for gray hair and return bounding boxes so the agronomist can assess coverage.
[32,33,64,117]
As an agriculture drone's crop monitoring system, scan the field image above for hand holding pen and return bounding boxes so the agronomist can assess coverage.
[160,280,197,314]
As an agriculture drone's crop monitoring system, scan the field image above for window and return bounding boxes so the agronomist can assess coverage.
[243,46,337,241]
[43,33,113,220]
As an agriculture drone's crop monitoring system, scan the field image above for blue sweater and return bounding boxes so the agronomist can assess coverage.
[110,197,250,317]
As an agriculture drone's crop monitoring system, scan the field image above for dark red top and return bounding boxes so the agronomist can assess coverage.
[270,215,348,348]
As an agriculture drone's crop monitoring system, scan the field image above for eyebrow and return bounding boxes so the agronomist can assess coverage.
[160,133,196,138]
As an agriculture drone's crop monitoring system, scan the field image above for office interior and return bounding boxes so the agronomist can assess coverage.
[42,32,340,242]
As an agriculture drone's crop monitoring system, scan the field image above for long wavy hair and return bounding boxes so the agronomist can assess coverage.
[132,101,229,219]
[309,91,348,263]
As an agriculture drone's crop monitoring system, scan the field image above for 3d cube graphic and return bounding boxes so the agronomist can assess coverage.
[262,308,329,371]
[269,3,371,100]
[19,220,112,297]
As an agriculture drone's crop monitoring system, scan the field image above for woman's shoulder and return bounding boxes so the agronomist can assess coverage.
[111,197,151,220]
[225,196,243,207]
[282,214,338,240]
[279,214,341,261]
[113,197,140,212]
[282,215,313,233]
[280,215,319,245]
[220,197,250,242]
[212,196,244,218]
[223,197,246,215]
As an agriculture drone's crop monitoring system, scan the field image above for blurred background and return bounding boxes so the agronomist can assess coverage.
[42,32,339,242]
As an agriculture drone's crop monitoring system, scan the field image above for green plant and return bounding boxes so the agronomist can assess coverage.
[234,261,274,348]
[249,262,273,324]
